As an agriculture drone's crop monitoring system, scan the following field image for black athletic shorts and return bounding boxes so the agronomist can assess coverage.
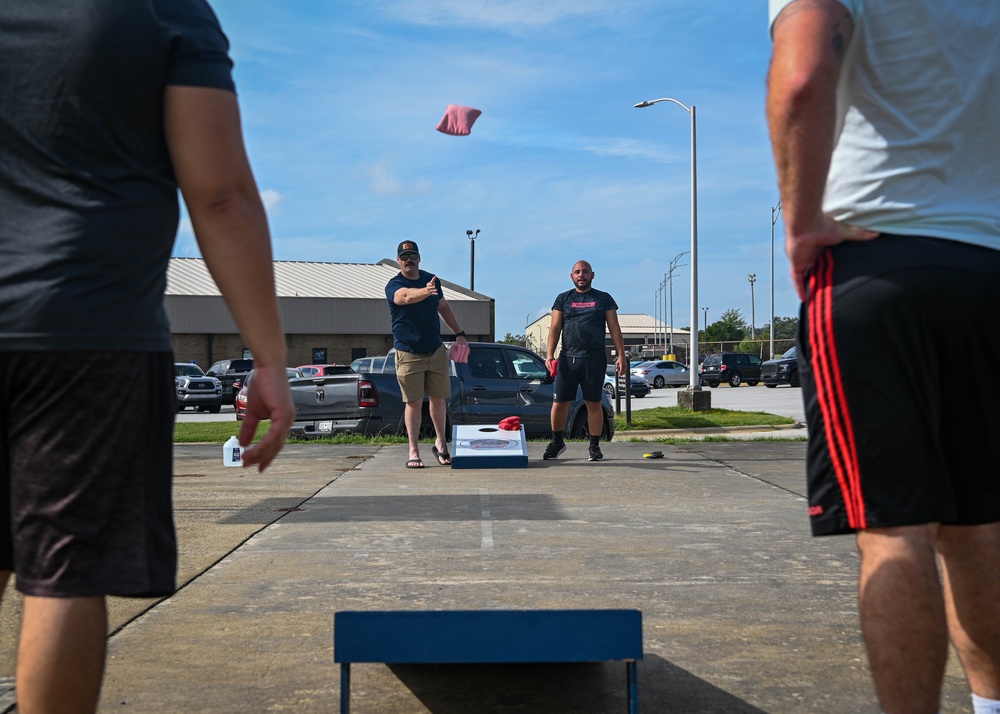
[0,351,177,597]
[553,350,606,403]
[800,234,1000,536]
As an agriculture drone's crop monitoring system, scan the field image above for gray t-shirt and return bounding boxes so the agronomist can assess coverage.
[0,0,235,351]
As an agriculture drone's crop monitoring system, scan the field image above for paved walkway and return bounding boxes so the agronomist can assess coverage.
[0,442,973,713]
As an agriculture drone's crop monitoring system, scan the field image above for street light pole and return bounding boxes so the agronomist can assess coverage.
[635,98,700,391]
[666,251,689,357]
[702,307,708,332]
[770,200,782,359]
[466,229,480,290]
[748,273,757,341]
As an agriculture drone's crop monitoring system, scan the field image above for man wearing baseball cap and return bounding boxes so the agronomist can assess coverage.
[385,241,468,468]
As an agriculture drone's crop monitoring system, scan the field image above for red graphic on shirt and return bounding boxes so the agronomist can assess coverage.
[570,301,597,308]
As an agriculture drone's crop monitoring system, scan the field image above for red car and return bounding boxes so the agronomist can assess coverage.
[235,368,302,420]
[297,364,354,377]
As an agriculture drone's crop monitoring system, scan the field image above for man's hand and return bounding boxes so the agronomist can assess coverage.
[615,354,628,376]
[425,276,438,298]
[238,365,294,472]
[787,214,878,300]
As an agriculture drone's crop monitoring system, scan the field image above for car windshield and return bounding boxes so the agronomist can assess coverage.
[782,346,797,359]
[175,364,205,377]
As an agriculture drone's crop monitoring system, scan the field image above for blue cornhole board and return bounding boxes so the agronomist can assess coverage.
[334,608,643,714]
[450,424,528,469]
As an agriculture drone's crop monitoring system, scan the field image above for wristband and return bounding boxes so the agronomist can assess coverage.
[454,330,466,338]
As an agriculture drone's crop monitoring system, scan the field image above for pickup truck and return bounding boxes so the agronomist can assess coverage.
[205,357,254,405]
[287,342,615,442]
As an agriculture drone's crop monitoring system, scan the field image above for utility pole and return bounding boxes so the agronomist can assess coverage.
[466,229,480,290]
[748,273,757,340]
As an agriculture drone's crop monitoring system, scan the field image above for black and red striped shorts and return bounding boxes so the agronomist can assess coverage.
[800,234,1000,536]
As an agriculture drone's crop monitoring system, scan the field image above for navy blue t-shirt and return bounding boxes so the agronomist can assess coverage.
[385,270,445,354]
[0,0,234,351]
[552,288,618,356]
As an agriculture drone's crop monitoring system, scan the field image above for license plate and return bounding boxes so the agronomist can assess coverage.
[318,421,333,433]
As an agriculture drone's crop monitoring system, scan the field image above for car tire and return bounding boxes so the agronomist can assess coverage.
[728,372,742,387]
[176,404,185,413]
[653,376,665,389]
[707,381,718,388]
[765,383,777,389]
[635,393,645,398]
[747,380,759,387]
[790,372,800,388]
[604,383,615,399]
[570,411,609,440]
[209,404,222,414]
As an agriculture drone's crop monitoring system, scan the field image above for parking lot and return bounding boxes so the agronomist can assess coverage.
[178,384,807,426]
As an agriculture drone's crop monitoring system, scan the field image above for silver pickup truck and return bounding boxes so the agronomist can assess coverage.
[287,342,615,441]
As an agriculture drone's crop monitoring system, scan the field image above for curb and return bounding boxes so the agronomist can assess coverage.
[611,422,807,441]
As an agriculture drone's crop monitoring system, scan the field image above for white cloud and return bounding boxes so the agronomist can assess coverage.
[382,0,645,30]
[260,188,283,212]
[364,157,435,196]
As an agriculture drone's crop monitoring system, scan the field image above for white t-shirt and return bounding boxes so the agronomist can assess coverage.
[769,0,1000,249]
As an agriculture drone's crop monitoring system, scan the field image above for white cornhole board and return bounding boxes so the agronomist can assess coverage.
[451,424,528,469]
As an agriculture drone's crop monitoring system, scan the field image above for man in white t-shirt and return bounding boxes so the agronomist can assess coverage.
[768,2,1000,713]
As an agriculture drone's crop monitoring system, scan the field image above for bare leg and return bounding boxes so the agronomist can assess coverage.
[856,525,948,714]
[428,397,448,454]
[585,400,604,437]
[18,595,108,714]
[549,402,570,436]
[403,400,422,462]
[938,522,1000,699]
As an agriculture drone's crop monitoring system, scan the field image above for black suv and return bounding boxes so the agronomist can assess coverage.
[700,352,762,388]
[762,345,800,388]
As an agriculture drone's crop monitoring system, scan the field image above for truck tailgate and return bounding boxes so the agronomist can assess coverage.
[289,375,360,419]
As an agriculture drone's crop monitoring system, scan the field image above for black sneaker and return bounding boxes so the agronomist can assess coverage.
[588,444,603,462]
[543,440,566,460]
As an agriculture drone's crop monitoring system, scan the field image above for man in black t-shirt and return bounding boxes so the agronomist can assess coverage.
[544,260,627,462]
[0,3,293,709]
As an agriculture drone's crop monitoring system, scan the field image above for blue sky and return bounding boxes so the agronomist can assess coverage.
[175,1,789,338]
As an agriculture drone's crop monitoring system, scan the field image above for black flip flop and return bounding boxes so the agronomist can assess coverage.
[431,445,452,466]
[405,458,424,469]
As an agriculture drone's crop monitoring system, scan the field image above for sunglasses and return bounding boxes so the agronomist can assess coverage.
[398,252,420,261]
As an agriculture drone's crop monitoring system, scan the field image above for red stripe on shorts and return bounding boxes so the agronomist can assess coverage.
[807,251,866,529]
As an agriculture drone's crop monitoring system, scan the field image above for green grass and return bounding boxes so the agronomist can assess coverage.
[176,406,796,445]
[173,420,405,445]
[615,406,796,431]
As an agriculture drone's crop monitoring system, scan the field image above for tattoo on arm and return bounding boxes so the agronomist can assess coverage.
[773,0,854,58]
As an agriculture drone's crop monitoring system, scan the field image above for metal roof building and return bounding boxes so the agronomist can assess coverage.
[526,311,692,363]
[166,258,495,368]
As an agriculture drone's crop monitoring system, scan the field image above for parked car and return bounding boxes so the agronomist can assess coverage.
[298,364,354,377]
[174,363,223,413]
[631,360,693,388]
[235,368,305,420]
[288,343,614,440]
[604,365,650,399]
[206,358,254,405]
[700,352,762,388]
[350,354,395,373]
[762,345,800,388]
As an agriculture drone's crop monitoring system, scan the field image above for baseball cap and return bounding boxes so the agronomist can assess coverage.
[397,240,420,257]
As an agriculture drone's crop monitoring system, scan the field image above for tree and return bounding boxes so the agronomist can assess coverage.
[703,308,746,342]
[499,332,535,351]
[757,316,799,342]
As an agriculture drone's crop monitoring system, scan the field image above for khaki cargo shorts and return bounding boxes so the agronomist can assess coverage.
[395,345,450,403]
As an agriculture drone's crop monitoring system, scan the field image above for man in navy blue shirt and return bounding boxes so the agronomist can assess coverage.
[385,240,468,468]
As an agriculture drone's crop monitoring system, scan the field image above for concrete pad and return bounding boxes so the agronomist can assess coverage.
[1,442,974,713]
